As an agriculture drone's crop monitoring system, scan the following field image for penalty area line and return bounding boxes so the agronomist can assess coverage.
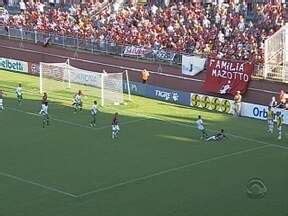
[77,144,272,197]
[7,107,147,131]
[106,106,280,147]
[0,171,77,198]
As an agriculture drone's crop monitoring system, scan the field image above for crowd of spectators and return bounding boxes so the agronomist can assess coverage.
[2,1,288,63]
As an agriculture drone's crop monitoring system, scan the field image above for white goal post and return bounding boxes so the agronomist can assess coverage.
[263,23,288,82]
[39,59,131,106]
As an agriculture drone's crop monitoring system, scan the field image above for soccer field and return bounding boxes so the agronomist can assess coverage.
[0,70,287,216]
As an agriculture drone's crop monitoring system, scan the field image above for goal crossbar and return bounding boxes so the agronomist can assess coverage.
[39,60,131,106]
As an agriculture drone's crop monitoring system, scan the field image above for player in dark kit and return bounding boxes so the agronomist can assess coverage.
[112,112,120,139]
[206,129,226,142]
[42,92,48,103]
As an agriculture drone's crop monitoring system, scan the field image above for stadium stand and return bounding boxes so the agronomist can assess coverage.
[1,1,288,64]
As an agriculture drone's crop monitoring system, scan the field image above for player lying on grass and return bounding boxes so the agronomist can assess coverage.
[112,112,120,139]
[90,100,99,127]
[72,90,84,112]
[16,83,23,104]
[196,115,208,139]
[0,90,7,110]
[206,129,226,142]
[39,101,49,128]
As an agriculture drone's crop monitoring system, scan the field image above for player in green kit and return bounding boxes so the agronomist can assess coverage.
[16,83,23,104]
[276,112,284,140]
[90,101,98,127]
[267,106,274,133]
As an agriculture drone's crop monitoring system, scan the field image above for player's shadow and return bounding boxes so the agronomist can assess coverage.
[2,95,146,132]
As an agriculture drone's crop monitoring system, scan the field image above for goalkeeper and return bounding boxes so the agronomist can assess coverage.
[206,129,226,142]
[39,101,49,128]
[90,101,98,127]
[16,83,23,104]
[72,90,83,112]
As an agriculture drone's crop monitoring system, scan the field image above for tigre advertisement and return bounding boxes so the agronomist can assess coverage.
[190,93,234,114]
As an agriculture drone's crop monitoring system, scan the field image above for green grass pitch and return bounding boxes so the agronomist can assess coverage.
[0,70,287,216]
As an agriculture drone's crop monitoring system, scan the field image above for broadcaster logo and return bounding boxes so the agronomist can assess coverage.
[246,177,267,199]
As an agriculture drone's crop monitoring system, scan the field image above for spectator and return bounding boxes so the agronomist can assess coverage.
[279,90,287,108]
[49,0,55,7]
[19,0,26,13]
[3,1,288,65]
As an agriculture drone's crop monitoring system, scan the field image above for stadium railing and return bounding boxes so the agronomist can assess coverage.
[1,25,287,83]
[0,25,182,65]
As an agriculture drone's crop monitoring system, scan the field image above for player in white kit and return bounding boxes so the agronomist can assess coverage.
[196,115,208,139]
[39,101,49,128]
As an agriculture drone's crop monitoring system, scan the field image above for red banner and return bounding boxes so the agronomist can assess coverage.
[203,58,254,95]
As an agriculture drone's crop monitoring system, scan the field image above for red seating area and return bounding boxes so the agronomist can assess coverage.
[4,2,288,63]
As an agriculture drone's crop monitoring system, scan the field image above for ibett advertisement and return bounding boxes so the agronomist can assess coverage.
[0,57,28,73]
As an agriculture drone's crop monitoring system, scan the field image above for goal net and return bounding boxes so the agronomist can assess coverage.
[39,60,131,106]
[263,23,288,82]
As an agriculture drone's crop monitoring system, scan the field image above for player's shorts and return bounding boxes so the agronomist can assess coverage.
[0,99,3,106]
[234,102,241,113]
[17,94,23,99]
[112,125,120,131]
[41,113,48,119]
[197,126,205,131]
[268,119,273,124]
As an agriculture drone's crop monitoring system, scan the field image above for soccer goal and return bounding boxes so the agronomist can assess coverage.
[263,23,288,82]
[39,59,131,106]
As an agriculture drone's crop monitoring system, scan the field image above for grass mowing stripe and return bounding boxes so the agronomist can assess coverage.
[9,100,284,151]
[106,106,276,146]
[7,107,148,131]
[77,144,272,197]
[0,171,77,198]
[108,106,287,150]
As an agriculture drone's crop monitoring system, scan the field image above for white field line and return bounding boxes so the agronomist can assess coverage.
[106,106,288,150]
[4,105,287,198]
[77,144,271,197]
[270,144,288,150]
[0,171,77,197]
[8,104,285,150]
[106,106,273,145]
[0,44,279,94]
[7,107,147,131]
